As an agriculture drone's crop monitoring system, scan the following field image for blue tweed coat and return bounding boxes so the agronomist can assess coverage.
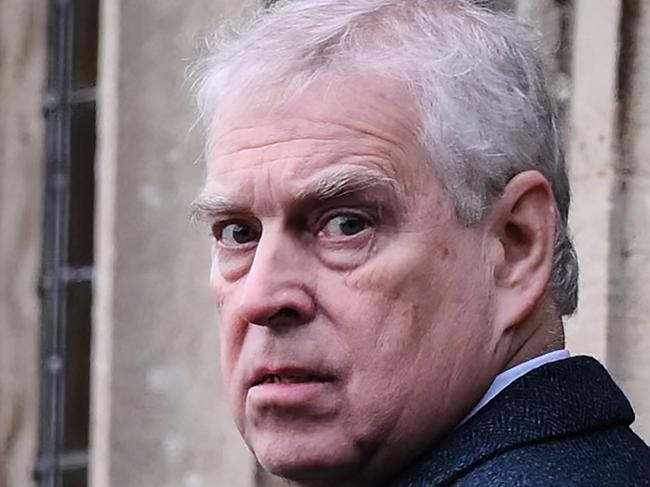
[390,356,650,486]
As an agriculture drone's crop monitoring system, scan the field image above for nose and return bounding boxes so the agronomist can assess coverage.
[237,227,316,329]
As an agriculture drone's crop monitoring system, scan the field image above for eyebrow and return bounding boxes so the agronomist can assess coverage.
[190,192,244,224]
[296,167,400,202]
[190,167,401,223]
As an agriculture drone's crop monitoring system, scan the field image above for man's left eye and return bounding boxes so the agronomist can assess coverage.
[319,214,371,239]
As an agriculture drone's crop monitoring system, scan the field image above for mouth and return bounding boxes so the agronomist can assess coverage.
[250,368,335,389]
[246,367,339,410]
[257,374,332,385]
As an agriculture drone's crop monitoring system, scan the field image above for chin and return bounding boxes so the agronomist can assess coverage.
[250,430,365,485]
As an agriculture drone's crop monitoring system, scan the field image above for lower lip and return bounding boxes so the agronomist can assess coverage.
[247,381,334,407]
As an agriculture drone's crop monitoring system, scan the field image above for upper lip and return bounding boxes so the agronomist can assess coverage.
[248,366,335,388]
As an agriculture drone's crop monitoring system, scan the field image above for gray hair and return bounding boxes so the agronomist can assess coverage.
[189,0,578,316]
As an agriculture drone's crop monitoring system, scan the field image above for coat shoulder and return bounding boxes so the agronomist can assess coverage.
[455,425,650,487]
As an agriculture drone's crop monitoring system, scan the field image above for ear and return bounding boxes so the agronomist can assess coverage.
[488,170,556,333]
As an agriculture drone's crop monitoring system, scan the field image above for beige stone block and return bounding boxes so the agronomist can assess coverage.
[565,0,621,363]
[0,0,46,485]
[609,1,650,442]
[565,178,614,361]
[608,178,650,440]
[568,0,621,179]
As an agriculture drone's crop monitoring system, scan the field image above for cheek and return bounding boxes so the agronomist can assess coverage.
[328,245,442,376]
[209,269,245,384]
[343,240,445,319]
[209,256,221,304]
[335,230,488,370]
[213,248,255,282]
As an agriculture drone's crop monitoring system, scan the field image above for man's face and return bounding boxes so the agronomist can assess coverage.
[201,78,504,483]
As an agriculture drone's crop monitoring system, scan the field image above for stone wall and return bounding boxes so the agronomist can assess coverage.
[0,0,47,486]
[607,0,650,441]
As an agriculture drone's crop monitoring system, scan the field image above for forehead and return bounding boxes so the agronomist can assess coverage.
[201,76,428,205]
[213,74,419,143]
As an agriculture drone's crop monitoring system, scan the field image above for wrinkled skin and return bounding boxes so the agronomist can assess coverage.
[198,78,528,486]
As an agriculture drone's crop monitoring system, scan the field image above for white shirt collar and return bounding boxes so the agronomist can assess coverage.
[459,349,571,426]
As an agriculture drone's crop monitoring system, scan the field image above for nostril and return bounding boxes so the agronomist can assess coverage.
[248,307,305,328]
[266,307,302,326]
[240,286,316,328]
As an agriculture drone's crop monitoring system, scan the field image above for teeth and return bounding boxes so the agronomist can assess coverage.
[261,374,325,384]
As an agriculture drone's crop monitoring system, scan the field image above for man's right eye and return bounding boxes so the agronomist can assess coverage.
[212,222,261,247]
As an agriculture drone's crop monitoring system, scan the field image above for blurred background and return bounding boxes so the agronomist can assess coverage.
[0,0,648,486]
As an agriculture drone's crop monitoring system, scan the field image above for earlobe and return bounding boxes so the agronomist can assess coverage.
[491,171,556,331]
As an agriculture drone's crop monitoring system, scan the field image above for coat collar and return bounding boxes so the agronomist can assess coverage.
[389,356,634,486]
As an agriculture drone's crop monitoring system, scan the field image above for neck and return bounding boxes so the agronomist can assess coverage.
[504,303,564,371]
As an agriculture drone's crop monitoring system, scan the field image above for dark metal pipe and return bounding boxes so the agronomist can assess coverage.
[38,0,74,485]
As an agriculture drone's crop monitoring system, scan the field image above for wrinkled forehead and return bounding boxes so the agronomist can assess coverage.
[194,75,439,218]
[207,72,423,159]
